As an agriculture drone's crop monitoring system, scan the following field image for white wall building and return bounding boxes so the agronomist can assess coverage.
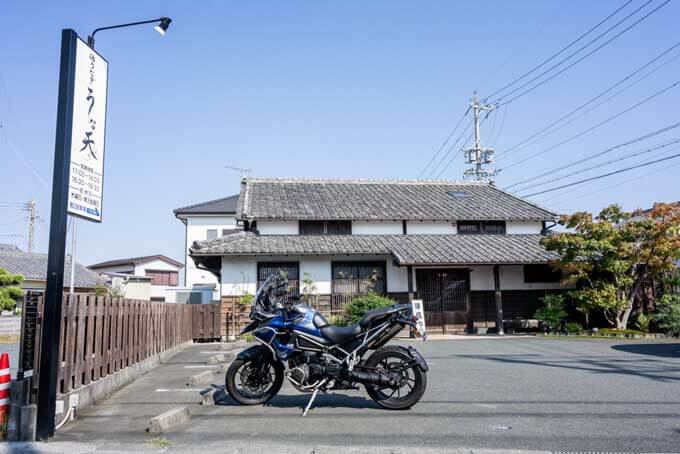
[186,178,567,337]
[88,255,183,302]
[174,194,240,300]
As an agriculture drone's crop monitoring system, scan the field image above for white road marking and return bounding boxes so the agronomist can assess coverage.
[155,388,205,392]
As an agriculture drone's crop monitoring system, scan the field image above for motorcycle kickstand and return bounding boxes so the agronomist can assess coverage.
[302,379,327,417]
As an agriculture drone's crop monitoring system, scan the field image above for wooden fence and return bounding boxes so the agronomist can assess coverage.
[28,294,221,396]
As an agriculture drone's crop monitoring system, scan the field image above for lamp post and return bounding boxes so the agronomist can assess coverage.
[87,17,171,48]
[36,16,172,441]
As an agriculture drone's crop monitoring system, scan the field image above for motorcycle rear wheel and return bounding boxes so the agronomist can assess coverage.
[364,345,427,410]
[225,356,284,405]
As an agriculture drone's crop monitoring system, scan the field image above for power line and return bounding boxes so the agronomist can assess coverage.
[502,121,680,189]
[521,151,680,197]
[499,78,680,172]
[538,159,680,205]
[497,39,680,159]
[490,101,511,147]
[419,107,470,178]
[427,119,473,178]
[493,0,671,106]
[484,0,635,101]
[434,127,477,178]
[479,2,568,91]
[512,139,680,193]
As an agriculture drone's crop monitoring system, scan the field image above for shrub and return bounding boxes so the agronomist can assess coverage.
[596,328,645,336]
[238,292,254,306]
[633,312,651,333]
[564,321,582,334]
[343,293,396,325]
[655,294,680,336]
[328,314,348,327]
[534,294,567,332]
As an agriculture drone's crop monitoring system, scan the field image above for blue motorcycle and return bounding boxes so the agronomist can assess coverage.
[225,270,428,415]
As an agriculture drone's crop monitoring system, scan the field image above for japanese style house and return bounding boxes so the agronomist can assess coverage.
[182,178,566,336]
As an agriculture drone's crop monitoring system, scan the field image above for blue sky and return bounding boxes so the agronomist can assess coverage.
[1,0,679,266]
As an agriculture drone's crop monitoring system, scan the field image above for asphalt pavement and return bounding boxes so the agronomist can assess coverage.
[6,337,680,453]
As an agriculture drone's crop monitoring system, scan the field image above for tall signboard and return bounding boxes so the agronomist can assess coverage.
[68,38,108,222]
[37,30,108,441]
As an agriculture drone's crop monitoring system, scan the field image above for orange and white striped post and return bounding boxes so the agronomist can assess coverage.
[0,352,10,439]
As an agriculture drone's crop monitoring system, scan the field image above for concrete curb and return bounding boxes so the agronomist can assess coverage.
[58,340,191,416]
[188,370,213,386]
[147,406,191,434]
[206,352,232,365]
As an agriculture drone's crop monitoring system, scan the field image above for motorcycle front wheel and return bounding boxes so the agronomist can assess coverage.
[225,355,284,405]
[364,345,427,410]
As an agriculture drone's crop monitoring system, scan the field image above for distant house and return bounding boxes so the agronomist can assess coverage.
[186,178,567,337]
[174,194,240,299]
[88,255,183,302]
[0,244,104,293]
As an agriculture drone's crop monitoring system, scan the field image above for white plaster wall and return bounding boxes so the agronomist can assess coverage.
[257,221,299,235]
[412,265,565,291]
[506,221,543,234]
[469,266,495,291]
[221,257,258,296]
[352,221,402,235]
[406,221,457,234]
[299,256,332,294]
[499,265,567,290]
[120,280,151,300]
[185,215,238,291]
[221,255,406,296]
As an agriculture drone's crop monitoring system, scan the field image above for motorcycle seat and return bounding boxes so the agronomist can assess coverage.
[359,305,406,329]
[320,324,362,345]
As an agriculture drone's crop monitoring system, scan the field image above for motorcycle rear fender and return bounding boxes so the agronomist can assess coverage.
[407,346,429,372]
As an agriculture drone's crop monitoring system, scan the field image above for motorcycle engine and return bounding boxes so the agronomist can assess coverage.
[287,352,338,389]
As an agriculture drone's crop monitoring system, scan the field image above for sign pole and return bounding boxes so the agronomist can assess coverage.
[36,28,78,441]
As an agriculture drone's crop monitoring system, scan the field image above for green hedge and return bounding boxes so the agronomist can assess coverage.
[342,293,397,325]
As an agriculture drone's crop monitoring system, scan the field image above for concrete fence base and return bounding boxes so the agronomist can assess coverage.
[9,340,192,441]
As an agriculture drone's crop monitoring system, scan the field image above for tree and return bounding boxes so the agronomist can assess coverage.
[301,272,318,308]
[533,294,567,332]
[655,294,680,336]
[0,267,24,312]
[541,203,680,329]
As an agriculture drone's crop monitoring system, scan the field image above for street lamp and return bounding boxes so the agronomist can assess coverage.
[87,16,172,48]
[37,17,173,441]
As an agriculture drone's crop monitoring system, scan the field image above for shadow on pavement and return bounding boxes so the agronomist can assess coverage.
[208,384,380,409]
[611,342,680,358]
[454,353,680,382]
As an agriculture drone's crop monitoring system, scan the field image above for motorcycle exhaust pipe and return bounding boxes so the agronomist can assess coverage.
[348,369,400,387]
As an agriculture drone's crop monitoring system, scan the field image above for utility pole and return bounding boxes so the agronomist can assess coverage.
[26,199,37,252]
[464,94,497,182]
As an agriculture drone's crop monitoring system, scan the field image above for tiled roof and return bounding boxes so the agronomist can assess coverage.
[0,250,105,288]
[190,232,557,265]
[236,178,556,221]
[89,255,183,269]
[174,194,239,216]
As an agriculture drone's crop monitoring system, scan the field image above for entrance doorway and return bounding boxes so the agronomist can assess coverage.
[415,268,470,334]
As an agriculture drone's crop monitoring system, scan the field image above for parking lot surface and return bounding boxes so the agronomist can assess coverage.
[22,338,680,453]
